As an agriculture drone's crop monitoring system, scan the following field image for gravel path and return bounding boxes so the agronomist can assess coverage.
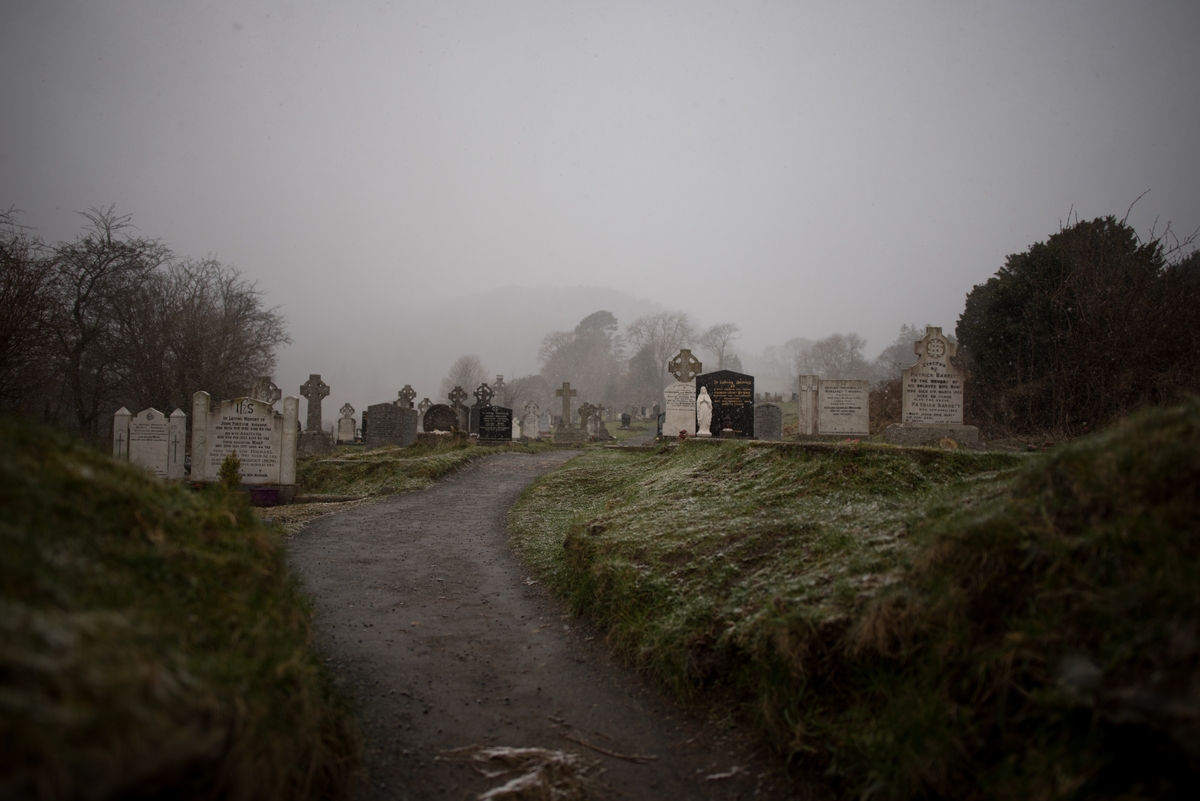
[287,450,821,800]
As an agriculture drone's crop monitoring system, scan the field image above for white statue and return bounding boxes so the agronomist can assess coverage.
[696,387,713,437]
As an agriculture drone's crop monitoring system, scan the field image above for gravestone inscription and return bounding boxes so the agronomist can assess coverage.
[818,379,870,436]
[754,403,783,441]
[478,406,513,442]
[364,403,417,448]
[695,369,755,438]
[886,326,978,445]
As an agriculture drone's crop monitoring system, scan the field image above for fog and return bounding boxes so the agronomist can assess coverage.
[4,1,1199,423]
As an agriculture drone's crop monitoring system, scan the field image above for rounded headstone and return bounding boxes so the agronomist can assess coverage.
[423,404,458,432]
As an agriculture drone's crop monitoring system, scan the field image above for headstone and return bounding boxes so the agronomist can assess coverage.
[417,398,432,430]
[337,403,356,443]
[300,374,330,430]
[396,385,417,409]
[167,409,186,479]
[423,403,458,432]
[798,375,818,436]
[512,414,521,440]
[554,382,577,428]
[578,402,598,438]
[249,376,282,405]
[818,380,870,437]
[522,401,540,440]
[754,403,783,441]
[448,386,469,430]
[620,413,631,429]
[695,369,755,438]
[298,374,334,457]
[129,407,170,478]
[478,406,513,443]
[112,407,132,459]
[663,349,703,438]
[364,403,418,448]
[886,326,979,445]
[190,393,298,486]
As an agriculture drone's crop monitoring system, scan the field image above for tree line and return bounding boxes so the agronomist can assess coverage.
[0,207,290,441]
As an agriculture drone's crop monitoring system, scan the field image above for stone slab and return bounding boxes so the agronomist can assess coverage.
[754,403,783,441]
[128,407,169,479]
[818,379,869,436]
[478,405,513,441]
[885,423,979,446]
[663,380,696,438]
[200,396,284,485]
[364,403,418,449]
[695,370,755,438]
[901,327,965,425]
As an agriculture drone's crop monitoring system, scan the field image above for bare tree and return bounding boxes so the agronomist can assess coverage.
[0,210,55,412]
[697,322,740,370]
[441,354,489,400]
[624,311,694,387]
[795,332,870,379]
[48,206,171,437]
[870,324,926,384]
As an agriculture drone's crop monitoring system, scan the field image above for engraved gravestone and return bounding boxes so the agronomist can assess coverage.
[129,407,170,478]
[191,393,299,486]
[885,326,978,445]
[364,402,417,448]
[470,383,494,435]
[754,403,783,441]
[521,400,540,440]
[423,403,458,432]
[818,379,869,436]
[664,349,702,437]
[337,403,356,443]
[478,405,513,442]
[695,369,755,438]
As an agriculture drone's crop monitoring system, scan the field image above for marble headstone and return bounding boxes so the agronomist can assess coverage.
[695,370,755,438]
[818,379,869,436]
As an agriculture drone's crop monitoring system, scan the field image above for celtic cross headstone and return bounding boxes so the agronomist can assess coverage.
[397,385,416,408]
[299,374,330,431]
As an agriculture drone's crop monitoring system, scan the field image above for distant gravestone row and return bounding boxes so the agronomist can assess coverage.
[654,326,975,445]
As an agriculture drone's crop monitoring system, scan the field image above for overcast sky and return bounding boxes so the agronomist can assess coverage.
[4,1,1198,411]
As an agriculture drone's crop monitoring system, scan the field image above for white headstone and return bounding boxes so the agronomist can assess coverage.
[818,380,870,436]
[337,403,356,443]
[798,375,818,436]
[128,407,170,478]
[663,380,697,438]
[167,409,186,480]
[190,392,299,485]
[112,407,132,460]
[902,327,964,425]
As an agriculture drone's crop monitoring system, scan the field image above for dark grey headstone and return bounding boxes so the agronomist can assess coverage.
[478,405,513,441]
[696,370,756,438]
[423,404,458,432]
[364,403,417,449]
[620,413,631,429]
[754,403,783,441]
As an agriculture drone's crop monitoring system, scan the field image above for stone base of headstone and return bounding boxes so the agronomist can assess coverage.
[276,485,297,505]
[298,429,335,458]
[884,423,979,446]
[719,429,737,439]
[795,433,870,443]
[552,428,587,444]
[416,431,467,447]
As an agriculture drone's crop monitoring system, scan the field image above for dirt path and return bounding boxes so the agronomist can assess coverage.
[287,450,823,800]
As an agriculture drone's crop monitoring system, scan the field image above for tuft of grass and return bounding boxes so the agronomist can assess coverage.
[297,439,489,496]
[511,404,1200,799]
[0,417,360,800]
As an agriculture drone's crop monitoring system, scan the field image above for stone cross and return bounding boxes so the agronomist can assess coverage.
[474,383,494,406]
[418,398,433,415]
[397,385,416,408]
[300,374,330,431]
[448,386,468,408]
[578,401,596,426]
[668,349,703,383]
[340,402,355,420]
[555,382,577,427]
[250,376,282,405]
[524,399,539,415]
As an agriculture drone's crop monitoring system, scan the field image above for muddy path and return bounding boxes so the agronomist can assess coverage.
[287,450,824,800]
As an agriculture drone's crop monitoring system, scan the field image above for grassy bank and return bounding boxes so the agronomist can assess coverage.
[297,439,507,496]
[509,402,1200,799]
[0,418,360,800]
